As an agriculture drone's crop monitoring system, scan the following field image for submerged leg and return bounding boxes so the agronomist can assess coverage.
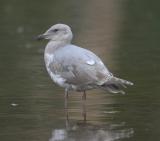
[82,90,86,100]
[82,99,87,122]
[65,104,69,130]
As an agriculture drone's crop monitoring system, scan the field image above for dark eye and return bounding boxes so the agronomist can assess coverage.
[52,29,59,32]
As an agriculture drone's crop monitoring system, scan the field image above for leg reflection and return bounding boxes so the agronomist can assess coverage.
[65,105,70,130]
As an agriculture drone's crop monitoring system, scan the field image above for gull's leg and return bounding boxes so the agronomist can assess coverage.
[82,90,86,100]
[65,88,69,99]
[64,88,70,129]
[81,91,86,122]
[65,88,69,109]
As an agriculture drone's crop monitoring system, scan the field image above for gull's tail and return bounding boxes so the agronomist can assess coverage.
[100,77,134,94]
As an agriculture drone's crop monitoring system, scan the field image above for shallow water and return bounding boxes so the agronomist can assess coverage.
[0,0,160,141]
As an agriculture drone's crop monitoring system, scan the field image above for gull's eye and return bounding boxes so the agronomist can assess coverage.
[52,29,59,32]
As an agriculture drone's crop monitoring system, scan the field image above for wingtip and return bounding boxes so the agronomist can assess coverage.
[129,82,134,86]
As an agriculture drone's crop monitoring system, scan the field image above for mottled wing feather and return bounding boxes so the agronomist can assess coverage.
[48,45,112,86]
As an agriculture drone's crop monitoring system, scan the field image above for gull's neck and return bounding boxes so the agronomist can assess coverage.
[45,40,70,54]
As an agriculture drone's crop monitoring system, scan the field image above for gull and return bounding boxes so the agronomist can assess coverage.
[37,24,133,100]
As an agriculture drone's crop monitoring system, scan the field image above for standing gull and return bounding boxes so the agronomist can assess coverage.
[37,24,133,100]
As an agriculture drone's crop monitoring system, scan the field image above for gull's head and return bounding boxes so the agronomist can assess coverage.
[37,24,73,43]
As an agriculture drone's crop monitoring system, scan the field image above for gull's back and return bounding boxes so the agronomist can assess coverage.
[45,44,112,91]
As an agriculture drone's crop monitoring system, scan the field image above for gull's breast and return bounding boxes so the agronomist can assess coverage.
[44,53,66,87]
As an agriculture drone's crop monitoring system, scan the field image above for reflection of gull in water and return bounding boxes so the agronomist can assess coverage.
[49,103,134,141]
[49,127,134,141]
[49,120,134,141]
[37,23,133,101]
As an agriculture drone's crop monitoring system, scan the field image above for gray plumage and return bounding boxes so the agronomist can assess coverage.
[37,24,133,95]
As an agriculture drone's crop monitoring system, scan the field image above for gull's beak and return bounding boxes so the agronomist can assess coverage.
[36,34,46,41]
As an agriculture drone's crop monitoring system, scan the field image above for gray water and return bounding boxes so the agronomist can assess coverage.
[0,0,160,141]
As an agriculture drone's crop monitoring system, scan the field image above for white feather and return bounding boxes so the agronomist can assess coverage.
[86,60,95,65]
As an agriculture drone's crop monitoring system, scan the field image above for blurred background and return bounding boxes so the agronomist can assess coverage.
[0,0,160,141]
